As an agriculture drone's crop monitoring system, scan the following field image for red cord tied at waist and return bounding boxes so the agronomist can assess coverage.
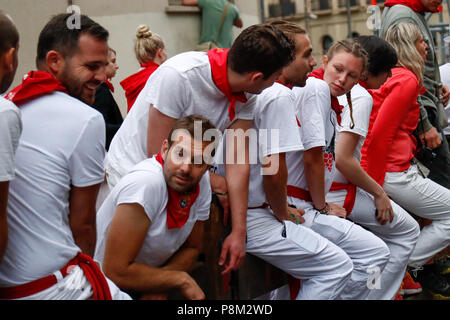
[0,252,112,300]
[286,185,312,202]
[329,182,357,217]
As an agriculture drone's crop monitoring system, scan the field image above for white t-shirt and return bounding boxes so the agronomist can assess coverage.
[95,157,211,268]
[286,77,336,208]
[439,63,450,136]
[105,51,257,181]
[0,92,105,286]
[0,96,22,182]
[213,83,303,207]
[332,84,373,184]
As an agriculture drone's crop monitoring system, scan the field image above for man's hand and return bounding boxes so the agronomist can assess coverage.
[373,192,394,225]
[328,203,346,218]
[218,231,246,275]
[442,85,450,106]
[419,126,442,149]
[286,206,305,224]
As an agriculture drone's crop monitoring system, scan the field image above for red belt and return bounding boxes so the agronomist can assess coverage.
[0,252,112,300]
[329,182,357,217]
[286,185,312,202]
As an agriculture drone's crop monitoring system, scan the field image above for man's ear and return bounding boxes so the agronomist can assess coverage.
[45,50,65,75]
[322,55,328,69]
[1,47,16,72]
[249,71,264,84]
[161,139,169,161]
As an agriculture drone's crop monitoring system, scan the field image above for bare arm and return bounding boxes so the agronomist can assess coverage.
[102,203,204,299]
[303,147,345,217]
[147,105,177,158]
[0,181,9,262]
[181,0,199,6]
[263,154,304,224]
[233,18,243,28]
[69,184,101,257]
[219,119,251,275]
[335,131,393,224]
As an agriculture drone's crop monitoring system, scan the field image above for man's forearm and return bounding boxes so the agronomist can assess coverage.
[263,154,288,221]
[225,163,248,235]
[303,149,326,209]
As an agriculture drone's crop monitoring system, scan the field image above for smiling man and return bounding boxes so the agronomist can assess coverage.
[0,13,129,300]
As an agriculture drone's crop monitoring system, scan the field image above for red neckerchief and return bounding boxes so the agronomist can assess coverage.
[120,62,160,113]
[6,71,68,106]
[155,153,200,229]
[208,48,247,121]
[309,68,344,125]
[384,0,441,12]
[276,80,293,89]
[105,80,114,93]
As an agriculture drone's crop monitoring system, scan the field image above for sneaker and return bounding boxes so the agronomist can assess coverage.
[410,265,450,300]
[394,293,403,300]
[400,271,422,295]
[434,256,450,275]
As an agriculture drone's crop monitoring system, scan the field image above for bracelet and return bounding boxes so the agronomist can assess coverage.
[289,212,300,224]
[314,203,330,215]
[213,192,228,197]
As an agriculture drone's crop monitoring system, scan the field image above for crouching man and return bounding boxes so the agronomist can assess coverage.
[94,115,219,300]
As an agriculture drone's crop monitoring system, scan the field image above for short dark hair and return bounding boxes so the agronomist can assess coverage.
[36,13,109,67]
[0,12,19,55]
[357,35,398,77]
[228,23,295,79]
[167,115,219,156]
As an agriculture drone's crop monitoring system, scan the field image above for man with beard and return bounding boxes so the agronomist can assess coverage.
[95,115,219,300]
[0,13,130,300]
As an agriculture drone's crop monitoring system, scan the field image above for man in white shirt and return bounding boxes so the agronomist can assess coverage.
[96,115,219,300]
[214,21,354,299]
[105,23,296,275]
[0,13,129,300]
[0,12,21,262]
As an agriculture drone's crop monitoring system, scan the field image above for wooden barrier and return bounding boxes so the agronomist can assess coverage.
[189,195,289,300]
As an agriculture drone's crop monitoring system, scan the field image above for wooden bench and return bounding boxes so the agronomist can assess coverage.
[190,196,290,300]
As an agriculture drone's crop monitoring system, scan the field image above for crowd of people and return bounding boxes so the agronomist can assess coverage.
[0,0,449,301]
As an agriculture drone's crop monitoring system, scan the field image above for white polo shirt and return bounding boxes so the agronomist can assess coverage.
[0,92,105,286]
[105,51,257,182]
[95,157,211,268]
[332,84,373,184]
[286,77,337,209]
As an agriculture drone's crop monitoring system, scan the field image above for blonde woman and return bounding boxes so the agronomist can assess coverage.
[361,22,450,299]
[120,25,167,113]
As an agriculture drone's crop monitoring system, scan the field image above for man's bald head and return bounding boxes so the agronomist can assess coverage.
[0,12,19,94]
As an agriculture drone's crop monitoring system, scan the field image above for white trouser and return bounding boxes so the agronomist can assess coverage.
[246,208,353,300]
[15,265,131,300]
[327,188,420,300]
[287,197,391,300]
[383,164,450,267]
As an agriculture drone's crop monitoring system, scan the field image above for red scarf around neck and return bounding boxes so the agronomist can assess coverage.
[384,0,441,13]
[105,80,114,93]
[155,153,200,229]
[309,68,344,125]
[120,62,160,113]
[207,48,247,122]
[6,71,67,107]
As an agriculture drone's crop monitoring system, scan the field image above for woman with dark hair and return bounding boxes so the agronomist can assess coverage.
[362,22,450,299]
[326,35,420,300]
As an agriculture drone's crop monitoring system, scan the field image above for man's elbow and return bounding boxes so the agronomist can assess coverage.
[234,19,243,28]
[103,261,132,291]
